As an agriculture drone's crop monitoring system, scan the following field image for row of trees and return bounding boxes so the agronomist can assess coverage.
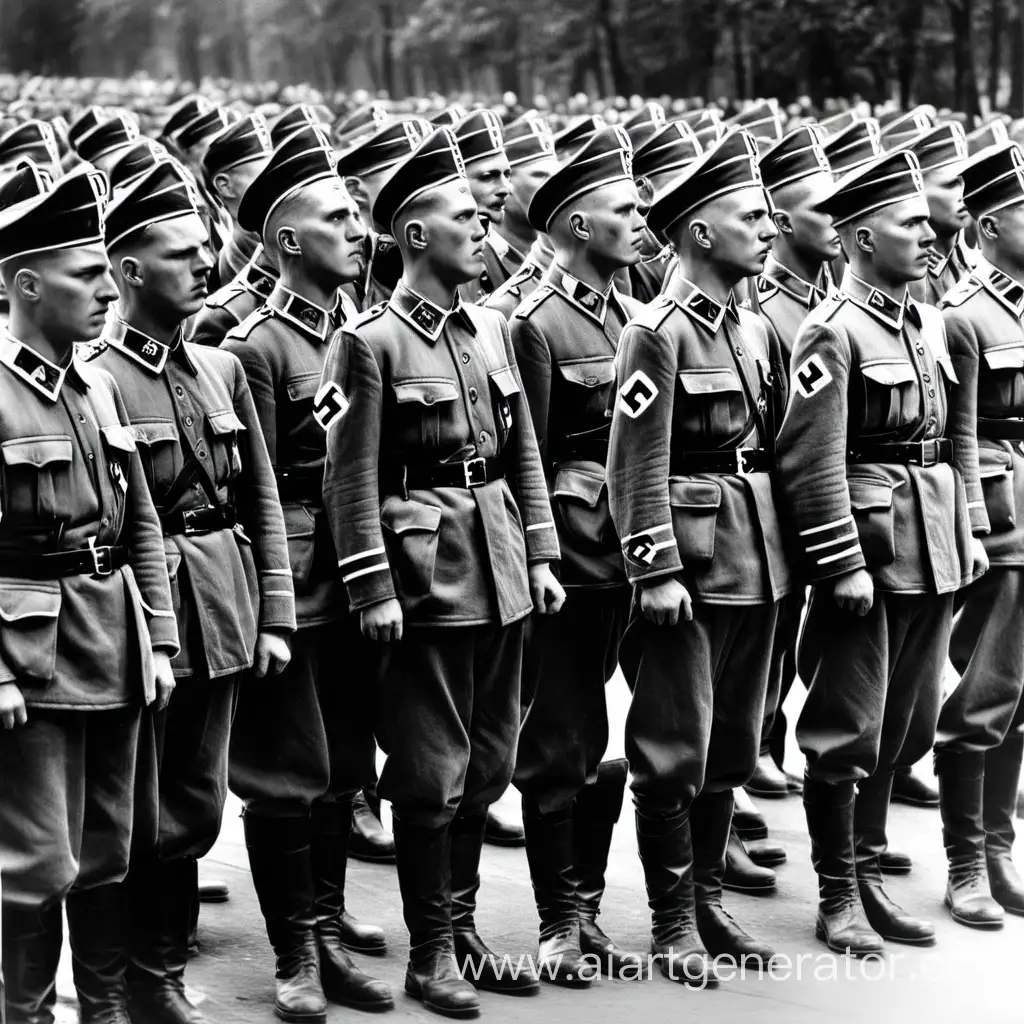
[0,0,1021,116]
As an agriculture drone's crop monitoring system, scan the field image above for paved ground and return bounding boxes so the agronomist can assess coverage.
[50,673,1022,1024]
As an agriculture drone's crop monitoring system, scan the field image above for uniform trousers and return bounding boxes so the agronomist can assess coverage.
[621,600,778,812]
[229,621,377,815]
[514,587,631,814]
[936,567,1024,752]
[376,621,524,828]
[761,588,805,763]
[0,707,141,907]
[797,588,954,782]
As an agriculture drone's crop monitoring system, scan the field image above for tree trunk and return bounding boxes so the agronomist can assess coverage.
[1011,0,1024,113]
[895,0,925,108]
[380,0,396,98]
[731,14,746,97]
[948,0,981,115]
[596,0,631,95]
[990,0,1005,105]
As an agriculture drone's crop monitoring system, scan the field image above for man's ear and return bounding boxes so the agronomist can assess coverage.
[118,255,144,289]
[12,268,41,303]
[689,219,712,250]
[277,225,300,258]
[212,172,235,202]
[977,214,999,242]
[568,210,589,241]
[854,225,874,254]
[405,220,428,251]
[772,209,793,235]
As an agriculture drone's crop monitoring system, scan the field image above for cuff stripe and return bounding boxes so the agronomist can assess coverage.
[339,546,386,568]
[817,545,862,566]
[342,562,390,583]
[799,515,853,537]
[526,521,556,532]
[805,530,859,553]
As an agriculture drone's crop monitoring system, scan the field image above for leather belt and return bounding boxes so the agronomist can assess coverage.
[978,417,1024,440]
[553,435,609,465]
[275,468,322,503]
[160,503,237,536]
[0,543,129,579]
[400,455,503,491]
[847,438,953,466]
[671,447,773,475]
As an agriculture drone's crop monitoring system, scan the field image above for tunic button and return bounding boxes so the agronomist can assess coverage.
[461,352,471,365]
[929,389,935,397]
[585,376,598,386]
[198,450,207,459]
[479,431,489,445]
[78,414,86,423]
[184,415,193,426]
[175,386,184,397]
[423,394,434,405]
[735,347,743,357]
[916,346,925,355]
[469,387,478,403]
[923,374,931,383]
[87,452,95,461]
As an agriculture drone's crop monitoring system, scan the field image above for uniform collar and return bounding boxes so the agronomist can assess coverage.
[976,258,1024,318]
[240,246,278,300]
[265,283,341,344]
[664,274,739,332]
[762,253,835,309]
[0,331,87,402]
[105,319,195,376]
[842,271,919,331]
[549,265,620,325]
[390,281,475,344]
[926,233,972,278]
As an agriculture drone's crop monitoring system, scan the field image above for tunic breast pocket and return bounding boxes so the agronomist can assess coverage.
[131,420,178,493]
[0,434,74,522]
[488,366,521,448]
[555,357,615,423]
[206,409,247,485]
[677,368,745,439]
[860,360,918,432]
[392,378,460,450]
[982,346,1024,412]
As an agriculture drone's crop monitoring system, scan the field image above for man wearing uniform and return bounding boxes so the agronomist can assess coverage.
[607,129,788,981]
[109,140,170,195]
[0,120,62,178]
[509,125,645,984]
[188,245,278,349]
[157,96,215,152]
[750,125,840,798]
[222,124,391,1023]
[0,163,178,1024]
[75,113,141,180]
[90,159,296,1024]
[320,126,564,1018]
[776,148,985,955]
[934,142,1024,926]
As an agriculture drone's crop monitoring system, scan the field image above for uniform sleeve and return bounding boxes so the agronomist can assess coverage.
[223,335,278,464]
[188,303,239,348]
[320,329,397,612]
[109,377,179,654]
[776,319,864,582]
[607,322,681,585]
[498,317,559,563]
[230,353,297,632]
[943,308,990,535]
[509,314,553,466]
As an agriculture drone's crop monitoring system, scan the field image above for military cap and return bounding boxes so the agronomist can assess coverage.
[104,159,202,249]
[109,139,169,192]
[879,106,936,150]
[237,122,337,235]
[675,109,721,132]
[759,124,830,192]
[724,99,783,142]
[76,113,141,164]
[0,120,60,167]
[335,118,431,179]
[502,114,555,167]
[0,163,107,263]
[647,129,763,239]
[162,94,215,141]
[453,109,506,165]
[895,121,969,174]
[69,106,105,151]
[430,105,467,128]
[271,103,328,147]
[177,108,231,152]
[823,118,881,176]
[694,121,727,152]
[967,119,1009,156]
[818,110,861,135]
[622,102,667,150]
[527,125,633,232]
[553,115,607,160]
[50,116,71,157]
[202,113,273,179]
[819,149,925,227]
[633,122,703,180]
[961,142,1024,218]
[332,102,390,146]
[372,126,468,233]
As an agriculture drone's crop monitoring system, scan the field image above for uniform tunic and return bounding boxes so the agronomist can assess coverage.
[321,280,559,825]
[188,249,277,348]
[0,335,178,904]
[607,275,789,808]
[509,268,641,812]
[777,270,981,782]
[937,261,1024,752]
[483,235,554,320]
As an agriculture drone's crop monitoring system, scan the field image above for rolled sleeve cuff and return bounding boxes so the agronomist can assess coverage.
[146,611,180,655]
[799,515,867,582]
[258,587,298,633]
[341,549,397,612]
[967,500,990,537]
[525,520,560,564]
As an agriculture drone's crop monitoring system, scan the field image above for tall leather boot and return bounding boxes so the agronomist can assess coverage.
[2,901,63,1024]
[66,885,129,1024]
[983,731,1024,916]
[450,814,538,995]
[309,799,393,1010]
[125,857,208,1024]
[691,790,775,965]
[243,813,327,1024]
[349,790,396,865]
[935,749,1004,927]
[634,798,715,987]
[854,773,935,944]
[393,814,479,1019]
[803,775,883,956]
[572,759,642,977]
[522,799,588,987]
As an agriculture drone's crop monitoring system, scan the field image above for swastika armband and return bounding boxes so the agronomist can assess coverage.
[313,381,350,431]
[617,369,659,418]
[794,354,833,398]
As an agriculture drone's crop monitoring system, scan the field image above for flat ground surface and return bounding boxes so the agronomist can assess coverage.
[50,673,1022,1024]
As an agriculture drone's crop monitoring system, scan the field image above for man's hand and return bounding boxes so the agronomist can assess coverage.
[529,563,566,615]
[362,598,404,642]
[639,576,692,626]
[0,682,27,730]
[152,650,176,711]
[833,568,874,616]
[971,537,989,578]
[253,631,292,678]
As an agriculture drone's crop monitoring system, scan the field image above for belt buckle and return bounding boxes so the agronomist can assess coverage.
[734,447,753,475]
[87,538,113,577]
[919,440,938,468]
[181,508,199,535]
[463,457,488,488]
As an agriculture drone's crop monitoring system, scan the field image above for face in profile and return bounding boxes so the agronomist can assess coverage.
[568,179,647,271]
[700,187,779,279]
[125,214,213,321]
[405,180,487,287]
[923,166,969,238]
[465,153,512,227]
[281,176,368,286]
[985,201,1024,272]
[776,171,843,266]
[858,195,936,284]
